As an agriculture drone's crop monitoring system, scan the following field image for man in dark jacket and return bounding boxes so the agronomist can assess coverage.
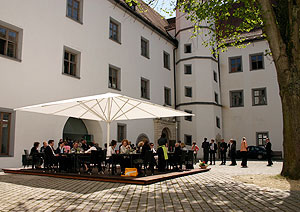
[201,138,210,163]
[44,140,58,169]
[209,139,217,165]
[157,133,168,172]
[265,138,273,166]
[228,139,237,166]
[219,139,228,165]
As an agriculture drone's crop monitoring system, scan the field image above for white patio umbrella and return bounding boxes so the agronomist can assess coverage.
[15,93,194,147]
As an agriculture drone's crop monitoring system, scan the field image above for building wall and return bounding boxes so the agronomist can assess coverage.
[219,40,283,151]
[0,0,175,168]
[175,11,223,159]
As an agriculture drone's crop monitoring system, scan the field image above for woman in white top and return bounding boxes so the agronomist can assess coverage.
[120,139,131,154]
[107,140,117,174]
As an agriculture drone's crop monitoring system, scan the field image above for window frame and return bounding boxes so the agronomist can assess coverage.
[215,92,219,104]
[108,65,121,90]
[184,64,192,75]
[229,56,243,73]
[184,134,192,145]
[63,46,81,79]
[163,51,170,70]
[141,77,150,99]
[164,87,171,106]
[184,110,192,122]
[66,0,83,23]
[252,87,267,106]
[117,123,127,143]
[184,43,192,53]
[185,86,192,98]
[250,53,264,71]
[230,90,244,107]
[0,21,23,61]
[109,17,121,44]
[213,71,218,82]
[256,132,269,146]
[216,116,221,129]
[141,37,150,59]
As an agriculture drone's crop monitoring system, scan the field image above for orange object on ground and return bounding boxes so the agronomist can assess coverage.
[121,168,138,177]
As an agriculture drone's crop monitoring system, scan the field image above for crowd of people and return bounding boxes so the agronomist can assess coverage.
[201,137,273,168]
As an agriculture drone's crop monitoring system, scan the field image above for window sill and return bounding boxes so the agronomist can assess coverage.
[109,87,121,91]
[164,67,171,71]
[230,105,244,108]
[141,96,150,100]
[229,71,243,74]
[0,154,12,157]
[250,68,265,71]
[62,73,81,79]
[66,15,83,25]
[0,54,21,62]
[253,104,267,106]
[109,38,121,45]
[141,55,150,59]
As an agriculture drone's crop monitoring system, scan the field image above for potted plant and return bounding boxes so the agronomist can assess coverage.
[199,160,208,169]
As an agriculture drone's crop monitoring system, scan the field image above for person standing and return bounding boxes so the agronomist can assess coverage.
[209,139,217,165]
[219,139,228,165]
[240,137,248,168]
[191,141,200,164]
[157,133,168,172]
[265,138,273,166]
[201,138,210,164]
[229,139,237,166]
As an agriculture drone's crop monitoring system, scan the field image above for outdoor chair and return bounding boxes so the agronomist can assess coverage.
[89,150,104,174]
[144,150,154,176]
[186,150,194,169]
[180,150,187,170]
[22,150,32,168]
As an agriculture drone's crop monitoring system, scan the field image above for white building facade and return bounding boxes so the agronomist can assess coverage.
[0,0,283,168]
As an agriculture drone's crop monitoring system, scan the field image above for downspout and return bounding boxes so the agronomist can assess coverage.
[173,46,179,141]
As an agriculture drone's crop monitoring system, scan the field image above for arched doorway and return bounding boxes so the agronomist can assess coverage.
[162,127,175,151]
[162,127,171,142]
[63,117,90,141]
[136,133,149,145]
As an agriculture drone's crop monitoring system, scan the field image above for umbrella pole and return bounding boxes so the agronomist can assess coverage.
[107,122,110,148]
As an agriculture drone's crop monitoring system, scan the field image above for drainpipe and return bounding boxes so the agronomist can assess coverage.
[173,46,179,141]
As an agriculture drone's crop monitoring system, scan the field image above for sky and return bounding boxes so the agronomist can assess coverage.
[144,0,176,18]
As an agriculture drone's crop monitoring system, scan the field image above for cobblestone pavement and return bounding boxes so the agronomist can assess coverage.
[0,161,299,212]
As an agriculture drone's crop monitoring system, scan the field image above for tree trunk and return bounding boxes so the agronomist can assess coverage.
[258,0,300,179]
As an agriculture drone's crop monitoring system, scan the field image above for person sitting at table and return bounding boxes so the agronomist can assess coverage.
[40,141,48,153]
[85,143,97,153]
[71,141,83,153]
[64,141,71,153]
[30,142,42,169]
[44,140,58,169]
[137,141,144,153]
[107,140,117,174]
[119,139,131,174]
[150,143,156,153]
[180,143,187,151]
[81,139,88,151]
[141,140,155,174]
[55,141,65,154]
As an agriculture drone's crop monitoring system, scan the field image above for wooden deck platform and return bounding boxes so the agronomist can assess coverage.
[3,168,210,185]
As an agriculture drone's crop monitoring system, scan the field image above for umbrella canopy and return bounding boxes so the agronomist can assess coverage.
[16,92,194,147]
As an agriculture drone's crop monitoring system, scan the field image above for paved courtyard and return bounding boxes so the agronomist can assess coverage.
[0,161,299,212]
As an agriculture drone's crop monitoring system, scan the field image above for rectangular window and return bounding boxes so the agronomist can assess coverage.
[141,78,150,99]
[256,132,269,146]
[215,92,219,104]
[63,47,80,78]
[164,87,171,106]
[109,18,121,43]
[230,90,244,107]
[163,51,170,69]
[185,86,192,97]
[141,37,149,58]
[216,117,220,128]
[252,88,267,106]
[213,71,218,82]
[117,124,126,143]
[229,56,242,73]
[184,134,192,145]
[0,112,11,155]
[109,65,121,90]
[67,0,82,22]
[0,25,18,59]
[184,110,192,122]
[250,53,264,70]
[184,44,192,53]
[184,64,192,74]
